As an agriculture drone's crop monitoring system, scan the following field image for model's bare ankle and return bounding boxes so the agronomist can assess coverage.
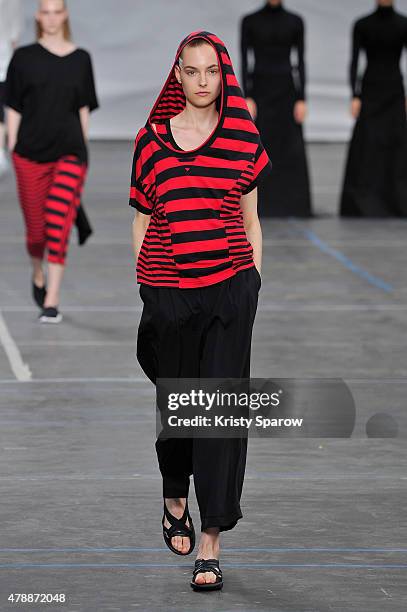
[197,527,220,559]
[43,294,59,308]
[164,498,188,524]
[165,497,186,510]
[33,269,45,287]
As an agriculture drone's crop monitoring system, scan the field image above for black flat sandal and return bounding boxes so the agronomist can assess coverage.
[190,558,223,591]
[162,500,195,556]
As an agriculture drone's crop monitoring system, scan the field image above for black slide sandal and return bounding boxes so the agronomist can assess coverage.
[162,500,195,556]
[190,558,223,591]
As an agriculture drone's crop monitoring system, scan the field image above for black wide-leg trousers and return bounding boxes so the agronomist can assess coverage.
[136,266,261,532]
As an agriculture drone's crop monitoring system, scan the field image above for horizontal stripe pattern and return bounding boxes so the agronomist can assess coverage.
[129,30,272,288]
[12,152,87,264]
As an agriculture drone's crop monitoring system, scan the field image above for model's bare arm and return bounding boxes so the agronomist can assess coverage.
[6,107,21,151]
[79,106,90,142]
[240,187,262,274]
[132,210,151,261]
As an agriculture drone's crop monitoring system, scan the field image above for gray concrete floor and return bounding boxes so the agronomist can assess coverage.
[0,142,406,611]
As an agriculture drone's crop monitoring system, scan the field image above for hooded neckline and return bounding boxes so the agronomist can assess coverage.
[147,31,227,156]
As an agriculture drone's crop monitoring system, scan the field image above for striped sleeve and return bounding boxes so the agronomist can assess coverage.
[129,130,156,215]
[243,139,272,195]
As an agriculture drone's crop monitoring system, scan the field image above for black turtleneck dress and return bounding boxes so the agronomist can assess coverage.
[340,5,407,217]
[240,2,312,217]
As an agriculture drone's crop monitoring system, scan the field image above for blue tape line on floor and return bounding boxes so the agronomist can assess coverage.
[287,221,394,293]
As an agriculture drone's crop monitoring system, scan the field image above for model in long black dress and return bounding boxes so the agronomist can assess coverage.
[340,1,407,217]
[240,0,313,217]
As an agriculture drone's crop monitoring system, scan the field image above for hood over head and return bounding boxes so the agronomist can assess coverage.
[147,30,261,152]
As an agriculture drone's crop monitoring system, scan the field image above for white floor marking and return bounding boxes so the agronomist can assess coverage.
[0,310,32,381]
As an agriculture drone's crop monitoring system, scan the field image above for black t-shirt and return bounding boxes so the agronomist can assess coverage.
[5,43,99,163]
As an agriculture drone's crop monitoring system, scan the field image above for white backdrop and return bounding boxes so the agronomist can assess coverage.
[19,0,407,141]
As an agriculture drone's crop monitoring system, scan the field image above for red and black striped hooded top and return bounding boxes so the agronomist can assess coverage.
[129,30,272,288]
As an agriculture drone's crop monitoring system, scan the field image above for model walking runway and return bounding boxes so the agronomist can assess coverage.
[240,0,313,217]
[4,0,98,321]
[130,29,271,591]
[340,0,407,217]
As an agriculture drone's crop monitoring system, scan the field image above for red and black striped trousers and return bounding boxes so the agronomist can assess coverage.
[12,152,87,265]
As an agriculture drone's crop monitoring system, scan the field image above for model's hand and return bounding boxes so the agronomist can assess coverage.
[294,100,307,124]
[351,97,362,119]
[246,97,257,121]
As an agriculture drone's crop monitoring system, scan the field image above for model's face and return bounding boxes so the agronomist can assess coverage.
[377,0,393,6]
[175,43,222,109]
[36,0,68,36]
